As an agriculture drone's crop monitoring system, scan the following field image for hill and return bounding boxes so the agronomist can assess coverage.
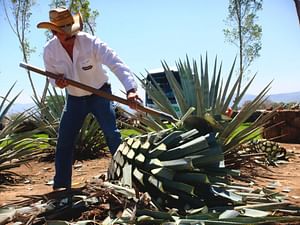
[241,91,300,105]
[9,92,300,114]
[268,91,300,102]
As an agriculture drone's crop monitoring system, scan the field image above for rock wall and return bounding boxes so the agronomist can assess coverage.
[263,110,300,144]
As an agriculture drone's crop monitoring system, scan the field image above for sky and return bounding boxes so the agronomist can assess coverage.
[0,0,299,104]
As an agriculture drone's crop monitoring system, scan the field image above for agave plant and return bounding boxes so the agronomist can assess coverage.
[136,55,278,167]
[0,83,49,181]
[31,87,62,147]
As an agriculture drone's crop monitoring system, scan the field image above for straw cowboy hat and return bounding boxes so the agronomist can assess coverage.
[37,7,82,36]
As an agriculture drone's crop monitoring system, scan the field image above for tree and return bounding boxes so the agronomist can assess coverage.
[2,0,39,101]
[224,0,263,98]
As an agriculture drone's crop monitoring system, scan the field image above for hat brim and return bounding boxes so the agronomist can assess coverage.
[37,13,82,36]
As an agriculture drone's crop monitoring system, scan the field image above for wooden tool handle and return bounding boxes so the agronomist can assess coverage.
[19,62,178,123]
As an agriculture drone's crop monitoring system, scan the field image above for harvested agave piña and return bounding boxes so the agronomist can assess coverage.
[108,128,239,210]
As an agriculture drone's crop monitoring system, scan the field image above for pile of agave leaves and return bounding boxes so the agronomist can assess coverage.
[1,55,300,224]
[0,172,300,224]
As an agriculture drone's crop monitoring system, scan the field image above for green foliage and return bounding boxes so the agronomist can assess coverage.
[31,87,63,147]
[120,128,142,139]
[231,122,262,140]
[139,55,246,120]
[224,0,263,63]
[0,84,48,180]
[74,114,108,160]
[224,0,263,97]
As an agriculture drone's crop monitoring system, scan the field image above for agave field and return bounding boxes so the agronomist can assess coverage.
[0,56,300,224]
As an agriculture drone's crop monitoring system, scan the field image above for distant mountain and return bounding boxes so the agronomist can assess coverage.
[8,103,35,115]
[8,91,300,115]
[268,92,300,103]
[241,91,300,106]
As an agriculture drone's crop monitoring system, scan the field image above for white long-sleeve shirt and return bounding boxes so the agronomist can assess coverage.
[43,31,137,97]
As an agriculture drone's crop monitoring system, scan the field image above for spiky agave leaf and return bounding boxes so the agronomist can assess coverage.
[0,136,48,171]
[137,71,178,119]
[74,113,108,160]
[0,84,50,177]
[31,88,62,139]
[0,82,21,121]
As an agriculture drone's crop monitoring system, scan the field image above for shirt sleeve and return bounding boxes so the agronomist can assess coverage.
[93,38,137,92]
[43,46,57,87]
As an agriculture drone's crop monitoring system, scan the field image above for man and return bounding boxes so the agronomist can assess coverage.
[37,7,140,190]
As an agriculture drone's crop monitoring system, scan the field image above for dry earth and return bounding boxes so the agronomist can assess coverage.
[243,143,300,205]
[0,157,111,205]
[0,143,300,206]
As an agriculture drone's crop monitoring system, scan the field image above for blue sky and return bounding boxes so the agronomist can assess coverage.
[0,0,299,104]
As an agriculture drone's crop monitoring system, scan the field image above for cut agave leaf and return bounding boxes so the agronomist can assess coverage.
[160,158,194,171]
[240,208,271,217]
[211,186,244,203]
[151,167,175,180]
[218,209,240,219]
[158,134,211,161]
[173,172,210,185]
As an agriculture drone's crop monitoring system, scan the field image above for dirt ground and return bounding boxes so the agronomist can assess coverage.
[0,157,111,205]
[0,143,300,206]
[244,143,300,205]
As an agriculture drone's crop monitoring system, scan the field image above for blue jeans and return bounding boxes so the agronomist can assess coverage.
[53,84,121,189]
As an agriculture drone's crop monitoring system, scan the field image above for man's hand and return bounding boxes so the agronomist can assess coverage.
[127,89,142,109]
[55,74,68,89]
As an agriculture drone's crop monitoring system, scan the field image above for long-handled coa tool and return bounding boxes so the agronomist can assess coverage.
[19,62,178,123]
